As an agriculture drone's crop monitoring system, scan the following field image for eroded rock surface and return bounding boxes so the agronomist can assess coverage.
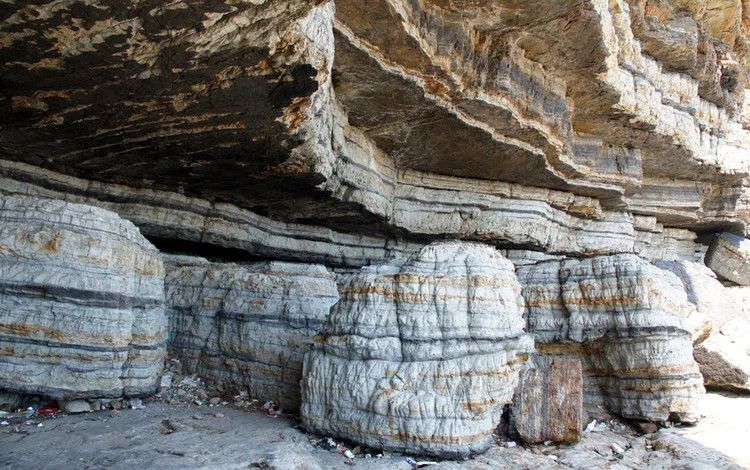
[0,196,166,399]
[301,242,533,458]
[517,254,704,423]
[658,260,750,393]
[705,232,750,285]
[165,257,339,410]
[512,357,583,444]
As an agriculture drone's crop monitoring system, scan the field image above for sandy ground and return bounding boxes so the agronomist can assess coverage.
[675,392,750,469]
[0,393,748,470]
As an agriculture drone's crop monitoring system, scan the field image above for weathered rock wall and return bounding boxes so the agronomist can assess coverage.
[517,254,704,423]
[0,196,166,399]
[164,257,338,410]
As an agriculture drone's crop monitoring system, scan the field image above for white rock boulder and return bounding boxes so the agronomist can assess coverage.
[301,241,533,458]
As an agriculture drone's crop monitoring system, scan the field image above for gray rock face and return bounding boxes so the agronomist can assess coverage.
[658,260,750,392]
[705,233,750,286]
[301,241,534,458]
[0,195,166,399]
[517,254,704,423]
[164,258,339,410]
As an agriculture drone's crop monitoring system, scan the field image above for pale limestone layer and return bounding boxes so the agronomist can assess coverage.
[0,195,166,399]
[301,242,533,458]
[657,260,750,393]
[517,254,704,423]
[164,257,339,410]
[705,232,750,285]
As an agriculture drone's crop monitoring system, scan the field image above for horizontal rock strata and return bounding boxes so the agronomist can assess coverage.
[517,254,704,423]
[0,195,166,399]
[301,242,534,458]
[164,257,339,410]
[705,232,750,285]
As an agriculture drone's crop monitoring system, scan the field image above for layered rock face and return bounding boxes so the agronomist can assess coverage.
[164,257,338,409]
[301,242,534,457]
[518,254,704,423]
[0,196,166,399]
[705,232,750,285]
[657,260,750,392]
[2,0,750,458]
[2,0,750,260]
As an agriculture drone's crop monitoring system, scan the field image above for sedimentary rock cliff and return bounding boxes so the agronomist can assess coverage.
[1,0,750,458]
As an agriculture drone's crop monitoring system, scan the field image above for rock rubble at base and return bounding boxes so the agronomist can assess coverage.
[0,196,166,399]
[301,242,534,458]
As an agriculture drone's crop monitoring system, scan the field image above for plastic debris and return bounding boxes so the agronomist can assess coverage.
[343,450,355,459]
[406,457,438,468]
[128,398,145,410]
[585,420,607,433]
[160,373,173,389]
[1,421,9,426]
[611,443,625,454]
[503,441,517,448]
[262,400,283,418]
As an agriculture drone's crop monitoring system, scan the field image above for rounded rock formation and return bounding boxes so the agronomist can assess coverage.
[301,241,533,458]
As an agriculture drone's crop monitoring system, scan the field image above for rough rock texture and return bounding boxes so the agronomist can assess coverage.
[2,0,750,259]
[705,232,750,285]
[657,260,750,393]
[164,257,338,410]
[3,0,750,460]
[517,254,704,423]
[301,242,534,458]
[512,357,583,444]
[0,195,166,399]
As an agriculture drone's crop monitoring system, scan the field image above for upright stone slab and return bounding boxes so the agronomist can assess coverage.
[513,357,582,444]
[705,233,750,286]
[301,241,533,458]
[165,257,339,410]
[0,196,166,399]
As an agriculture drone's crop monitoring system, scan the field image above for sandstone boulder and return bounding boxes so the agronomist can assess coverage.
[518,254,704,423]
[164,257,339,410]
[705,233,750,286]
[301,241,533,458]
[0,196,166,399]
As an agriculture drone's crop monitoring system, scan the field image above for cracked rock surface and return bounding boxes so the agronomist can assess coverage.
[517,254,704,423]
[301,241,533,458]
[0,196,166,399]
[164,256,339,410]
